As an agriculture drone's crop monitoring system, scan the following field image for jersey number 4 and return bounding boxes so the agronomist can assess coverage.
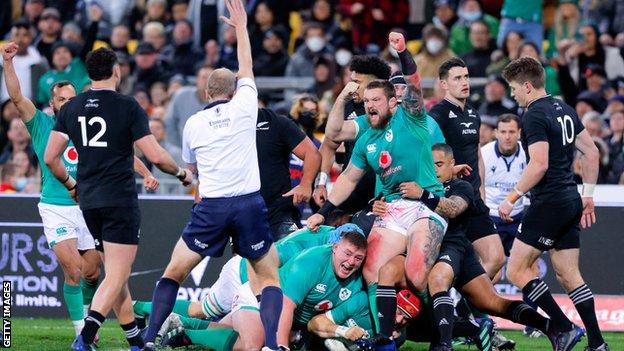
[78,116,108,147]
[556,115,574,146]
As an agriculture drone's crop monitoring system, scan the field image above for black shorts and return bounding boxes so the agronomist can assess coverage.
[517,197,582,252]
[493,214,523,256]
[82,206,141,252]
[465,198,498,242]
[436,238,486,288]
[269,213,300,241]
[181,191,273,260]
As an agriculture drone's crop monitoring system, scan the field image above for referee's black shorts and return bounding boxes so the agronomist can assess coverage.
[82,206,141,251]
[465,197,499,243]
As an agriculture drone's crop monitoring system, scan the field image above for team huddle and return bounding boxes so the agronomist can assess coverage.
[2,0,610,350]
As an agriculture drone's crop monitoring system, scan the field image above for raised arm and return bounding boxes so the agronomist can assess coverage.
[389,32,424,118]
[221,0,252,79]
[325,82,360,141]
[2,42,36,122]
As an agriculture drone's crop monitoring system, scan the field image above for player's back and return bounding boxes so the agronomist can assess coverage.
[55,89,150,209]
[521,96,582,203]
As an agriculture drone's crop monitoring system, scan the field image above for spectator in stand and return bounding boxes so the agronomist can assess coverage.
[134,88,154,117]
[497,0,543,50]
[23,0,46,27]
[10,150,39,193]
[605,94,624,117]
[0,163,18,193]
[486,30,522,76]
[187,0,227,49]
[145,118,184,194]
[142,0,170,27]
[546,0,581,58]
[582,111,604,138]
[0,100,20,151]
[289,94,323,198]
[461,20,494,77]
[249,1,279,57]
[478,75,517,123]
[0,22,47,104]
[61,22,84,52]
[286,22,334,79]
[116,53,136,96]
[143,21,168,56]
[449,0,499,56]
[606,109,624,167]
[309,0,344,47]
[132,42,172,92]
[253,27,289,77]
[73,0,134,39]
[171,0,189,23]
[215,26,239,71]
[596,0,624,47]
[414,24,455,80]
[36,42,90,105]
[337,0,409,52]
[165,65,212,147]
[149,82,168,109]
[161,19,204,77]
[576,90,603,118]
[308,56,337,101]
[34,7,62,66]
[432,0,459,31]
[518,41,562,97]
[425,78,446,111]
[0,118,34,165]
[479,119,496,147]
[110,24,131,56]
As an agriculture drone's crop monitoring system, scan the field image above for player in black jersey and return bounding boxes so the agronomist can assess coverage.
[313,55,391,213]
[429,58,506,280]
[501,57,608,351]
[44,47,192,351]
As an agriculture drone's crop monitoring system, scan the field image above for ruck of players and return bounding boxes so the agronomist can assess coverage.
[1,1,612,351]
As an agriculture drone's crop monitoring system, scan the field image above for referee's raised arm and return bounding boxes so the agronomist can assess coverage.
[221,0,253,80]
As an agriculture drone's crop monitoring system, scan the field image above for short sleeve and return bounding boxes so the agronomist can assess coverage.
[349,138,370,171]
[230,77,258,116]
[280,253,319,305]
[353,114,370,140]
[523,109,549,146]
[182,122,196,164]
[448,180,474,206]
[130,100,151,141]
[275,113,306,150]
[572,111,585,136]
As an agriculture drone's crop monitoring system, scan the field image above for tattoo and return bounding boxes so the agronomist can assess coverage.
[402,83,424,117]
[424,219,445,269]
[436,196,469,219]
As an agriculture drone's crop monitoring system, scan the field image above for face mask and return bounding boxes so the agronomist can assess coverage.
[459,10,482,22]
[388,46,399,58]
[298,111,317,130]
[306,37,326,53]
[426,39,444,55]
[14,177,28,191]
[335,49,352,66]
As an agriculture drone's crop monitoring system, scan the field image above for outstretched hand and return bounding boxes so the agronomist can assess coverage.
[220,0,247,29]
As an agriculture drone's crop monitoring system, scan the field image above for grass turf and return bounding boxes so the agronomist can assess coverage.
[8,318,624,350]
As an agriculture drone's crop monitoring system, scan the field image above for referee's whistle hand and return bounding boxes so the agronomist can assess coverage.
[306,214,324,232]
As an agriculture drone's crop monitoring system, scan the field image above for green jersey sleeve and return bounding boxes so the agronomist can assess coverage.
[426,114,446,144]
[350,137,371,171]
[280,247,328,305]
[327,291,373,336]
[353,114,370,140]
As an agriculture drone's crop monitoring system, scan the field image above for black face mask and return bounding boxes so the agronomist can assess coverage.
[298,111,317,131]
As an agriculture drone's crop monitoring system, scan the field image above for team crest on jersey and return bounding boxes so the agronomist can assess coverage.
[314,300,333,311]
[385,129,393,142]
[63,146,79,165]
[339,288,351,301]
[379,151,392,169]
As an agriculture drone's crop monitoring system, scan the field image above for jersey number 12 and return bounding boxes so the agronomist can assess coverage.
[556,115,574,146]
[78,116,108,147]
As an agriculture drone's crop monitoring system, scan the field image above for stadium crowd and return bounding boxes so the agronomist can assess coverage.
[1,0,624,195]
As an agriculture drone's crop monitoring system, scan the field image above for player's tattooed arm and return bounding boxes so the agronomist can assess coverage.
[402,81,425,118]
[389,31,425,118]
[435,195,469,219]
[424,219,446,269]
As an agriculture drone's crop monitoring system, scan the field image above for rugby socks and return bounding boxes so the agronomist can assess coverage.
[121,321,144,348]
[81,310,105,344]
[522,292,539,311]
[185,328,239,351]
[432,291,454,347]
[132,300,151,317]
[522,278,572,332]
[569,284,604,348]
[63,283,85,335]
[80,278,98,314]
[259,286,282,350]
[172,299,192,317]
[179,315,211,330]
[504,301,550,334]
[453,318,481,337]
[367,283,381,334]
[145,277,180,343]
[376,285,397,337]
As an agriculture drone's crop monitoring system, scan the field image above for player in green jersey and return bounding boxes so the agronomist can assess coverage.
[1,41,158,338]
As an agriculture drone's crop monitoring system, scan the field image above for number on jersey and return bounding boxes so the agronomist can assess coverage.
[556,115,574,146]
[78,116,108,147]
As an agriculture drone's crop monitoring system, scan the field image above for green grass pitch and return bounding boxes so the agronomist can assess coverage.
[8,318,624,350]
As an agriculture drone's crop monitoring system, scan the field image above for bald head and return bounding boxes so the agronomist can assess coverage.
[206,68,236,100]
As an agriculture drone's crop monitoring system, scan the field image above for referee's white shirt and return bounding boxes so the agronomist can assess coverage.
[482,141,527,217]
[182,78,259,198]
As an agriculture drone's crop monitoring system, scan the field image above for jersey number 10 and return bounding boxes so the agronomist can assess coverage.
[556,115,574,146]
[78,116,108,147]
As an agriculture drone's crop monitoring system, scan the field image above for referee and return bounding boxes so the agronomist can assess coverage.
[44,47,192,351]
[143,1,284,351]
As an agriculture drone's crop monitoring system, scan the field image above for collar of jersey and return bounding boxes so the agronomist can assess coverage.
[494,140,521,158]
[526,94,551,108]
[443,97,467,111]
[204,99,229,110]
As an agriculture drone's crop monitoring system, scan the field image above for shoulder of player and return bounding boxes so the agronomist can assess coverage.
[446,178,474,199]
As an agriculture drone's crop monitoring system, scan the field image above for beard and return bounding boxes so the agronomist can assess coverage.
[369,111,392,129]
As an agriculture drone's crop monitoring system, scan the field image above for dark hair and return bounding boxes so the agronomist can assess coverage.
[1,162,16,181]
[85,48,118,81]
[175,19,193,33]
[303,21,325,36]
[497,113,520,129]
[502,57,545,89]
[439,57,467,80]
[432,143,454,158]
[502,31,523,57]
[470,19,488,32]
[49,80,75,96]
[349,55,391,80]
[11,20,31,32]
[327,209,349,227]
[341,231,367,250]
[365,80,395,99]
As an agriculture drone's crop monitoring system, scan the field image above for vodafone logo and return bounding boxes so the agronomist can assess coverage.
[63,146,79,165]
[314,300,333,311]
[379,151,392,169]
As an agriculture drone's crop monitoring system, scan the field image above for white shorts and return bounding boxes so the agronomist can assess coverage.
[38,203,95,250]
[373,198,448,236]
[202,255,244,319]
[230,282,259,314]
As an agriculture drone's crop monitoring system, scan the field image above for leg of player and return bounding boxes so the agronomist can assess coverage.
[112,283,144,349]
[507,240,575,333]
[54,238,88,336]
[405,218,445,292]
[79,249,101,316]
[427,262,455,349]
[144,238,203,345]
[248,244,282,350]
[230,309,266,350]
[550,248,606,350]
[471,234,506,281]
[377,255,408,339]
[363,227,408,336]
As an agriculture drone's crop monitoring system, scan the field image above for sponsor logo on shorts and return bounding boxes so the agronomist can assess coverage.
[538,236,554,247]
[251,240,265,251]
[314,300,333,311]
[339,288,351,301]
[194,238,208,249]
[315,284,327,293]
[55,227,67,236]
[385,129,393,142]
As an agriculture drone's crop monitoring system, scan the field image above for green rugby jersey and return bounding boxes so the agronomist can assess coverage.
[327,290,373,336]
